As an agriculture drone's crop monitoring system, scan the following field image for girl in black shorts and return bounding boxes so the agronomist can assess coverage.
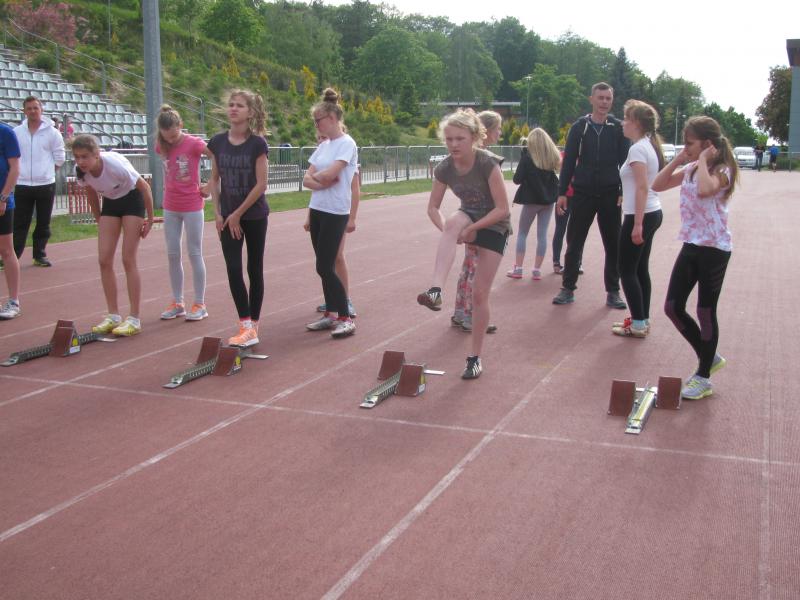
[417,109,511,379]
[72,134,154,336]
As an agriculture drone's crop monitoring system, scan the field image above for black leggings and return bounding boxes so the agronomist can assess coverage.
[618,210,662,321]
[664,243,731,378]
[220,217,268,321]
[309,208,349,317]
[562,189,621,292]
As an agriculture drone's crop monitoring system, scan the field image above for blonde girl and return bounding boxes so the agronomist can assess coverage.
[303,88,359,339]
[450,110,502,333]
[611,100,665,338]
[156,105,211,322]
[417,109,511,379]
[652,116,739,400]
[72,134,155,336]
[508,128,560,280]
[207,90,269,347]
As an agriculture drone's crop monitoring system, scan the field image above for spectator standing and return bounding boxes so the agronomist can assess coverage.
[552,82,629,308]
[753,144,764,171]
[13,95,65,267]
[768,144,779,172]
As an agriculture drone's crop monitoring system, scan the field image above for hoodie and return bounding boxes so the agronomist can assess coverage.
[13,117,66,186]
[558,114,629,197]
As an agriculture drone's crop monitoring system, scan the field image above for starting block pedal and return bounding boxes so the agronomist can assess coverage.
[608,376,682,434]
[163,337,268,388]
[1,320,116,367]
[360,351,444,408]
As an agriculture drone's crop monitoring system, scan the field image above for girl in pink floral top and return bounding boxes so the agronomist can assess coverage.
[652,116,739,400]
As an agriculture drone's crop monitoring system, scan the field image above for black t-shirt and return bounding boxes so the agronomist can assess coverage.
[208,132,269,220]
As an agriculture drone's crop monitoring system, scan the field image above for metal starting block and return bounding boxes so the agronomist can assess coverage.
[608,376,682,434]
[360,350,445,409]
[1,319,116,367]
[163,337,268,388]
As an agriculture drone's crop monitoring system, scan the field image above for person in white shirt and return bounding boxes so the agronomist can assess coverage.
[303,88,359,339]
[13,95,65,267]
[612,100,665,338]
[71,134,155,337]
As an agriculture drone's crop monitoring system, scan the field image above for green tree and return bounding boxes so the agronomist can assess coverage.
[200,0,261,49]
[539,32,615,95]
[512,64,583,138]
[610,48,637,116]
[445,26,502,103]
[353,27,444,101]
[317,0,388,71]
[703,103,759,146]
[478,17,541,101]
[756,66,791,142]
[651,73,704,143]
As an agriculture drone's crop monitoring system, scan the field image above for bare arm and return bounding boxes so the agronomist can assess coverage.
[313,159,347,186]
[426,179,448,231]
[86,186,101,222]
[135,176,155,238]
[629,161,648,245]
[207,152,224,235]
[303,164,325,191]
[652,150,687,192]
[347,172,360,232]
[695,147,727,197]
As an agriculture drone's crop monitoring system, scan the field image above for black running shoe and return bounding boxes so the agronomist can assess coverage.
[417,288,442,311]
[461,355,482,380]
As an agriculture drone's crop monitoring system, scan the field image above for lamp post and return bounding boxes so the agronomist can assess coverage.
[674,110,686,146]
[524,75,532,127]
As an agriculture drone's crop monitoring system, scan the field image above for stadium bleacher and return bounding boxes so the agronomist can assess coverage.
[0,45,148,149]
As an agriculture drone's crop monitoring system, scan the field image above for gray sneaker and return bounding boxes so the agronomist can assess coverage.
[682,375,712,400]
[331,319,356,338]
[306,315,335,331]
[552,288,575,305]
[710,353,727,375]
[606,292,627,310]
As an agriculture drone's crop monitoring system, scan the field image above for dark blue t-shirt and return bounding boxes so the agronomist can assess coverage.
[0,123,21,210]
[207,132,269,220]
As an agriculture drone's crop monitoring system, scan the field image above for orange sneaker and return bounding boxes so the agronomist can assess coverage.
[228,323,259,347]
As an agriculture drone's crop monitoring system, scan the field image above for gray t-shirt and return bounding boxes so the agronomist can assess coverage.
[433,148,510,235]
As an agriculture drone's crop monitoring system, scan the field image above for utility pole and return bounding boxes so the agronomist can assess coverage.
[142,0,164,208]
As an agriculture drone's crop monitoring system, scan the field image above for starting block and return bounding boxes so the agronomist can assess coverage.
[1,320,116,367]
[608,376,682,434]
[360,350,445,409]
[163,337,268,388]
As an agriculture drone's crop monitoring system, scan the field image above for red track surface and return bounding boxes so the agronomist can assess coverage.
[1,171,798,599]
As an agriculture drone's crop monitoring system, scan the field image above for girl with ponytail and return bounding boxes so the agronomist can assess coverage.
[207,89,270,348]
[652,115,740,400]
[156,105,211,322]
[303,88,359,339]
[611,99,665,338]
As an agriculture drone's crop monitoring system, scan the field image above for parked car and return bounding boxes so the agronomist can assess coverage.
[662,144,676,162]
[734,146,756,169]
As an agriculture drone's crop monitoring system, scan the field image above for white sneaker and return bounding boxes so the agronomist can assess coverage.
[0,299,21,319]
[331,319,356,338]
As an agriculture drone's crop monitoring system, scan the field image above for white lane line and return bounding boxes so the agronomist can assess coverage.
[0,312,439,543]
[320,352,568,600]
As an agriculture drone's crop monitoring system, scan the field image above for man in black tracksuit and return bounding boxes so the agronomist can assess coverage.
[553,82,630,308]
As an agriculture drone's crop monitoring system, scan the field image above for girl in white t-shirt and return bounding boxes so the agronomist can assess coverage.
[302,89,358,339]
[612,100,665,338]
[72,134,155,336]
[652,116,739,400]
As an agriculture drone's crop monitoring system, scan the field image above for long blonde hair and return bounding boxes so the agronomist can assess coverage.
[526,128,561,172]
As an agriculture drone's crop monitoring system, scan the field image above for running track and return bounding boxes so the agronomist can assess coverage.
[0,171,798,599]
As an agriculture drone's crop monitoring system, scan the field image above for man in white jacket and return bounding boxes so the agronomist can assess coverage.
[13,95,65,267]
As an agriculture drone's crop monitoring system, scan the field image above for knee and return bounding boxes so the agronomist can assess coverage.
[663,299,684,326]
[121,255,138,272]
[98,255,114,271]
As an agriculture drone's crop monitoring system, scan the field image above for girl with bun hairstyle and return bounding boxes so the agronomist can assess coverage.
[303,88,359,339]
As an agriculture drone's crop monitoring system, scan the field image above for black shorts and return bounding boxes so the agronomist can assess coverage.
[100,188,145,218]
[459,208,508,255]
[769,154,778,164]
[0,207,12,235]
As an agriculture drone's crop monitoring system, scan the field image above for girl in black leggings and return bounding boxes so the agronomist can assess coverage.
[207,90,269,348]
[652,116,739,400]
